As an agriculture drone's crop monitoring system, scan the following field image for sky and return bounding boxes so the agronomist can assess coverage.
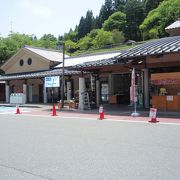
[0,0,105,38]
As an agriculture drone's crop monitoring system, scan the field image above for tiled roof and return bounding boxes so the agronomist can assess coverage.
[113,36,180,60]
[69,36,180,69]
[165,19,180,30]
[69,56,125,69]
[0,69,80,81]
[56,50,123,67]
[25,46,69,63]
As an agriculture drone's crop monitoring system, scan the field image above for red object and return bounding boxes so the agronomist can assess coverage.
[149,108,159,123]
[16,105,20,114]
[149,118,158,123]
[99,105,104,120]
[100,112,104,120]
[52,104,57,116]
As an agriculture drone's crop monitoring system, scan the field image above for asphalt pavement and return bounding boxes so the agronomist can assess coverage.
[0,114,180,180]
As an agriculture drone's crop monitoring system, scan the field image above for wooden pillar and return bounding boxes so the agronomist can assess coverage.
[96,78,100,107]
[143,68,150,108]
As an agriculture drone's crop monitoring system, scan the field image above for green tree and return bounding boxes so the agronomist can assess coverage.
[0,33,33,65]
[99,0,114,26]
[78,10,95,39]
[0,32,59,66]
[64,28,78,42]
[92,29,113,48]
[8,33,33,47]
[103,11,126,32]
[78,36,93,50]
[140,0,180,39]
[112,29,125,43]
[94,16,102,29]
[0,42,10,65]
[39,34,57,48]
[144,0,164,16]
[113,0,126,12]
[65,40,78,54]
[124,0,145,41]
[89,29,100,38]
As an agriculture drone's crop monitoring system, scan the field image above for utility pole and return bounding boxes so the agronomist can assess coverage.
[60,42,65,108]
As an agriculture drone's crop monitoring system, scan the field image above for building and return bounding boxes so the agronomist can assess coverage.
[165,18,180,36]
[0,45,122,107]
[0,20,180,111]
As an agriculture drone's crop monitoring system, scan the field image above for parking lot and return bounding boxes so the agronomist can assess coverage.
[0,113,180,180]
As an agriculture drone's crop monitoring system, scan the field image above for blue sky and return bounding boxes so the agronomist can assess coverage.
[0,0,104,38]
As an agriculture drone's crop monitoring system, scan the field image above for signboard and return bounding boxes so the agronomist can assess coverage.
[151,79,180,85]
[167,96,173,101]
[149,108,157,119]
[45,76,60,87]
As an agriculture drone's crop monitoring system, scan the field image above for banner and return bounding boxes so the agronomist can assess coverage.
[131,68,135,102]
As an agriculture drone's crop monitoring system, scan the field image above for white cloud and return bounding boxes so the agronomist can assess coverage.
[17,0,53,18]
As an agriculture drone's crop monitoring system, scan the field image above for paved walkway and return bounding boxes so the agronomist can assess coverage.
[0,103,179,124]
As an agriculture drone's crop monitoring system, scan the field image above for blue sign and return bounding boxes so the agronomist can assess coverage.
[45,76,60,87]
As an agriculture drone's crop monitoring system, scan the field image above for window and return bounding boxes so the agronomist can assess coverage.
[27,58,32,65]
[19,59,24,66]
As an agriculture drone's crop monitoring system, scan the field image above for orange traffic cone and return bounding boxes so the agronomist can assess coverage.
[16,105,20,114]
[99,105,104,120]
[52,104,57,116]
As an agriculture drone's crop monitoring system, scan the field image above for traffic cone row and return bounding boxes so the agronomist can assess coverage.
[14,103,160,124]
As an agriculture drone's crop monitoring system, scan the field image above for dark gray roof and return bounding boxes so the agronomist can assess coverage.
[116,36,180,60]
[0,69,80,81]
[70,36,180,69]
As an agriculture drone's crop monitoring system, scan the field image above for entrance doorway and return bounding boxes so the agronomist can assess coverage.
[39,84,43,103]
[113,73,131,104]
